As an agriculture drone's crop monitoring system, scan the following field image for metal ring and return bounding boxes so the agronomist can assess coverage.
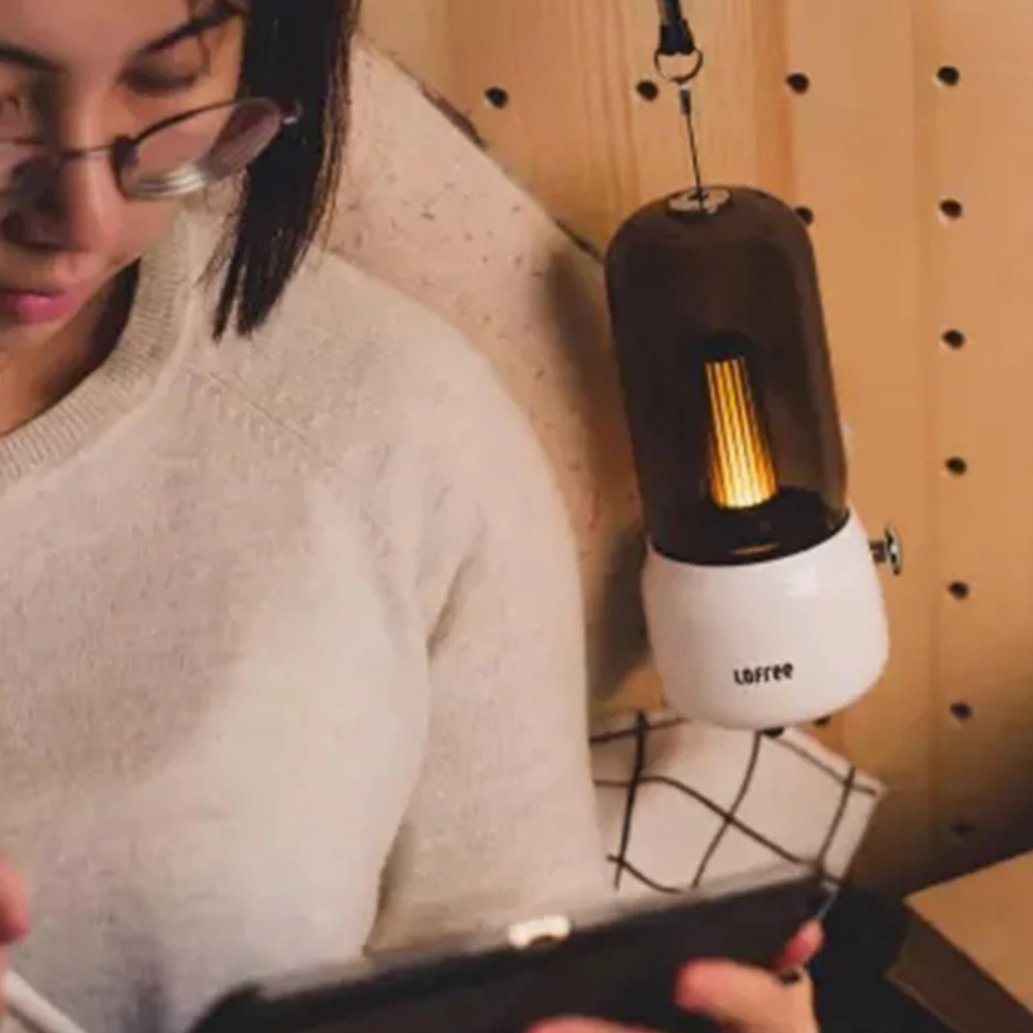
[654,47,705,85]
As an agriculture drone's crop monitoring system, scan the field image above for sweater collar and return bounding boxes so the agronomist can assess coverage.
[0,215,199,490]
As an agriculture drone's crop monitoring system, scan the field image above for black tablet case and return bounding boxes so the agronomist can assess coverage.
[193,865,826,1033]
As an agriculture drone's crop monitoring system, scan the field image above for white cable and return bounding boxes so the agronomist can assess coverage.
[3,972,91,1033]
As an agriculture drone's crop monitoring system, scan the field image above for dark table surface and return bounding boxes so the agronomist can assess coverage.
[814,889,957,1033]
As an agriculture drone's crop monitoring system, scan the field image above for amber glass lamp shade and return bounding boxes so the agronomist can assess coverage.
[606,188,848,567]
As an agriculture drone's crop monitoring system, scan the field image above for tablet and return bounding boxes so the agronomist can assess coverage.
[193,864,830,1033]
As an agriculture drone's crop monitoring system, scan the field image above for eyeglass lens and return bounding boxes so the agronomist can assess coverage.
[0,99,286,213]
[123,100,284,199]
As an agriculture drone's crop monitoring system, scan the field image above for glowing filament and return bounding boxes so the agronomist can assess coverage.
[704,356,778,509]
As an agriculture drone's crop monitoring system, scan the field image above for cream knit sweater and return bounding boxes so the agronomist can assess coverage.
[0,214,605,1033]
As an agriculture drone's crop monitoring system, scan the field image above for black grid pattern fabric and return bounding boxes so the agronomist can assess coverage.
[591,710,882,899]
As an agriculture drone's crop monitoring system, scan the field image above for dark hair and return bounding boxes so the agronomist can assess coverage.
[212,0,360,338]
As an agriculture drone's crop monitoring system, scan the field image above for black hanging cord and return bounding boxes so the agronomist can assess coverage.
[652,0,708,206]
[655,0,696,57]
[678,88,706,206]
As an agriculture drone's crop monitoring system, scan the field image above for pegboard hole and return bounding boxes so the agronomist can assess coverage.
[950,701,974,722]
[937,65,962,87]
[939,198,964,221]
[795,206,815,226]
[484,86,510,110]
[950,819,976,841]
[942,328,967,350]
[945,456,968,476]
[786,72,811,94]
[635,79,661,102]
[948,581,971,601]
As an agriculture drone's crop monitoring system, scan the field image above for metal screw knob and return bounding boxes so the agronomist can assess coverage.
[870,525,903,576]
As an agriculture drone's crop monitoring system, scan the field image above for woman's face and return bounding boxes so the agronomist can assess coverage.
[0,0,244,351]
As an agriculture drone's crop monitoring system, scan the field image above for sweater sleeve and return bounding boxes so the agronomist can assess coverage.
[368,347,608,951]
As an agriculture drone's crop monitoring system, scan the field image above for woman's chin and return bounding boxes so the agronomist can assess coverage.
[0,309,84,354]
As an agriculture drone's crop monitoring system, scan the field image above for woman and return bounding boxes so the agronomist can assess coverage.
[0,2,820,1031]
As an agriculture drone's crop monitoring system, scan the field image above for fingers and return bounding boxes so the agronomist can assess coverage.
[776,921,824,972]
[0,860,28,1030]
[531,923,826,1033]
[0,860,29,944]
[676,961,818,1033]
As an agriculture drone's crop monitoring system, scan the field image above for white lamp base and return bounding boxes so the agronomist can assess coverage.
[643,512,889,730]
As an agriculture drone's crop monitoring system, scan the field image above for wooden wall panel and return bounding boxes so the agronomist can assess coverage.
[917,0,1033,878]
[784,3,936,891]
[361,1,1033,890]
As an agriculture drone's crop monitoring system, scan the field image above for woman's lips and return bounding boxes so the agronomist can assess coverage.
[0,284,91,325]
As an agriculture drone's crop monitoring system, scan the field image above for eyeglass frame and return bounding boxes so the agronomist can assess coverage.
[0,97,302,208]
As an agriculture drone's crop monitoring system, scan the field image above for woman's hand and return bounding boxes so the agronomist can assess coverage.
[0,860,29,1024]
[670,920,822,1033]
[533,922,823,1033]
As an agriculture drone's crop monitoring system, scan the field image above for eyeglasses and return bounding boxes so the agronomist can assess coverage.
[0,97,299,216]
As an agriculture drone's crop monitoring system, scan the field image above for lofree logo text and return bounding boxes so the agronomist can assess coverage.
[733,663,795,687]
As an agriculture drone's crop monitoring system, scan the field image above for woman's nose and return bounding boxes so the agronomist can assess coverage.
[14,149,125,256]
